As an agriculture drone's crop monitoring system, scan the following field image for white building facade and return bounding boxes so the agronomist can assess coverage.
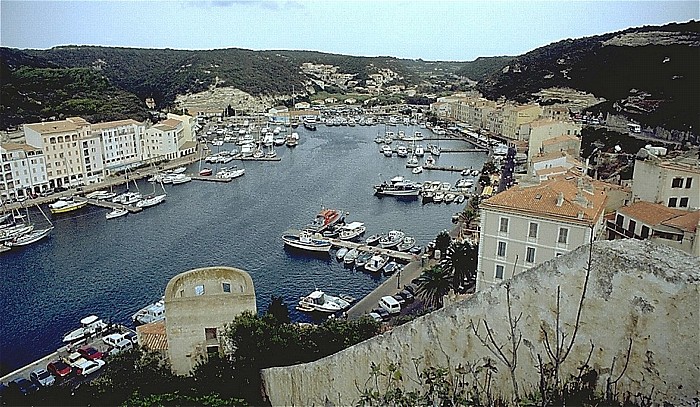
[632,153,700,211]
[0,143,50,200]
[91,119,145,174]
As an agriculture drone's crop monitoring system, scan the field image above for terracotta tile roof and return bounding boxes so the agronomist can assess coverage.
[530,151,568,163]
[618,201,686,226]
[136,321,168,351]
[661,210,700,233]
[482,176,607,225]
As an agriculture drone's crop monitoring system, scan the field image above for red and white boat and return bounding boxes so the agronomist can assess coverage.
[304,208,343,232]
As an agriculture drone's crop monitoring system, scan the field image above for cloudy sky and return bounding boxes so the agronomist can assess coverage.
[1,1,697,60]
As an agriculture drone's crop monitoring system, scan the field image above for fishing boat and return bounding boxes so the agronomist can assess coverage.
[365,234,382,246]
[405,156,420,168]
[48,198,88,214]
[62,315,108,343]
[338,222,366,240]
[381,145,393,157]
[354,250,373,269]
[304,208,342,233]
[335,247,349,261]
[379,230,405,249]
[106,207,128,219]
[396,236,416,252]
[282,230,332,252]
[343,247,360,266]
[364,253,390,273]
[412,166,423,174]
[297,290,350,313]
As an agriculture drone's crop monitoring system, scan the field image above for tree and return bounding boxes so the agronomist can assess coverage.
[415,265,452,308]
[265,295,291,324]
[440,240,478,293]
[434,230,452,256]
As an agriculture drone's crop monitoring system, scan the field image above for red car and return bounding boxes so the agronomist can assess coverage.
[47,360,72,378]
[78,346,103,360]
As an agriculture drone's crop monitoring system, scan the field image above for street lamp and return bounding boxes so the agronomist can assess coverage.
[397,266,401,289]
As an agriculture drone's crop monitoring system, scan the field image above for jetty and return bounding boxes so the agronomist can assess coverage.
[440,147,489,153]
[328,238,418,263]
[74,196,142,213]
[423,164,466,172]
[232,156,281,162]
[190,176,232,183]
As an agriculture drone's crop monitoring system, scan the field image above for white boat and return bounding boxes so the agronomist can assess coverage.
[171,166,187,174]
[339,222,366,240]
[373,176,420,197]
[396,145,408,157]
[365,234,381,246]
[0,223,34,243]
[430,144,441,156]
[131,299,165,325]
[412,166,423,174]
[136,194,166,208]
[379,230,405,249]
[48,198,88,214]
[274,134,286,146]
[171,174,192,184]
[455,194,466,204]
[354,250,373,269]
[297,290,351,313]
[343,248,360,265]
[335,247,349,261]
[217,167,245,180]
[433,191,445,203]
[396,236,416,252]
[106,207,128,219]
[282,230,332,252]
[85,190,116,200]
[406,156,420,168]
[414,145,425,157]
[364,253,390,273]
[425,155,435,166]
[241,143,256,156]
[62,315,108,343]
[7,226,53,247]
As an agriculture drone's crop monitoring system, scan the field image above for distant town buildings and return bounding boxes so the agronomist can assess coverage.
[163,266,256,375]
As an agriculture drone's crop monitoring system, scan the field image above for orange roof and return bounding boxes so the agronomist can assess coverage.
[618,201,686,226]
[482,176,607,225]
[661,210,700,233]
[25,120,84,134]
[136,321,168,351]
[160,118,182,128]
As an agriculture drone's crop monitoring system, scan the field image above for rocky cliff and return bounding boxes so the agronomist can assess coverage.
[261,239,699,405]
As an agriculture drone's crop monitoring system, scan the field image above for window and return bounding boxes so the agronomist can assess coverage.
[497,241,507,257]
[557,228,569,244]
[194,285,205,296]
[615,214,624,226]
[671,177,683,188]
[628,220,636,233]
[205,327,217,340]
[222,282,231,293]
[679,197,689,208]
[499,217,509,233]
[685,178,693,189]
[495,265,504,280]
[526,247,536,263]
[668,197,678,207]
[528,222,538,239]
[641,225,650,239]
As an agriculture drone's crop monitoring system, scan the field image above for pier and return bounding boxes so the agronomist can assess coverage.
[74,197,143,213]
[232,156,281,162]
[423,164,466,172]
[190,175,233,183]
[328,238,418,263]
[440,147,489,153]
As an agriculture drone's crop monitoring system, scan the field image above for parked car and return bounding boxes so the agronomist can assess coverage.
[379,296,401,315]
[29,368,55,387]
[47,360,72,378]
[108,338,134,356]
[124,331,138,345]
[367,312,383,322]
[66,352,88,368]
[9,377,39,396]
[75,359,105,376]
[398,290,415,304]
[371,307,391,321]
[78,346,103,360]
[392,294,406,306]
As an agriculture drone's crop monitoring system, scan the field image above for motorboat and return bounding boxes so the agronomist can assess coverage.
[131,299,165,326]
[354,250,373,269]
[396,144,408,157]
[282,230,332,252]
[444,193,456,204]
[412,166,423,174]
[405,156,420,168]
[171,166,187,174]
[338,222,366,240]
[396,236,416,252]
[343,248,360,266]
[383,261,400,276]
[274,134,287,146]
[364,253,390,273]
[106,207,128,219]
[297,290,350,313]
[62,315,108,343]
[440,182,452,191]
[286,132,299,147]
[455,194,466,204]
[113,191,142,205]
[425,155,436,166]
[414,145,425,157]
[381,145,393,157]
[171,174,192,184]
[455,179,474,189]
[217,167,245,180]
[85,190,116,200]
[374,135,384,143]
[373,176,420,197]
[365,234,381,246]
[7,226,53,247]
[48,198,88,214]
[429,144,441,156]
[433,191,445,203]
[335,247,349,261]
[379,230,405,249]
[304,208,342,233]
[199,168,213,176]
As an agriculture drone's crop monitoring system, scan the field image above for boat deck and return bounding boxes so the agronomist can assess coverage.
[74,197,143,213]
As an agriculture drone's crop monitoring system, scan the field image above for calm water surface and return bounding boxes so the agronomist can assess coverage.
[0,125,487,375]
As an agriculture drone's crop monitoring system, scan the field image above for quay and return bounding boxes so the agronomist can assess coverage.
[232,156,281,162]
[190,175,232,183]
[328,238,418,263]
[74,196,143,213]
[0,325,136,386]
[423,164,466,172]
[440,147,489,153]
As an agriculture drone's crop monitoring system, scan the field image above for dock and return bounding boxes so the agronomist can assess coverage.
[74,197,143,213]
[232,156,281,162]
[423,164,466,172]
[328,239,418,263]
[440,148,489,153]
[190,175,232,183]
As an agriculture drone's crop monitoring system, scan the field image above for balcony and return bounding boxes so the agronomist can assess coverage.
[606,220,643,240]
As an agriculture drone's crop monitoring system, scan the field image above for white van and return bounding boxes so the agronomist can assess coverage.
[379,295,401,314]
[108,338,134,356]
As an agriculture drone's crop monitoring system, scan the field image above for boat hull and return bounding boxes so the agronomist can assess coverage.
[282,235,332,252]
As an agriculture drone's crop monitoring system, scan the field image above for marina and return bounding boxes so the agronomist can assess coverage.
[0,123,487,375]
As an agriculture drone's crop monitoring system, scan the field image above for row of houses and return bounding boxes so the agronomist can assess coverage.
[0,114,197,201]
[477,148,700,289]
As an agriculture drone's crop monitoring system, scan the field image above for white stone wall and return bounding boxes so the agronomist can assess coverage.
[261,240,699,406]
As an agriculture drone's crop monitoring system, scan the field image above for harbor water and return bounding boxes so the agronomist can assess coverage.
[0,124,488,375]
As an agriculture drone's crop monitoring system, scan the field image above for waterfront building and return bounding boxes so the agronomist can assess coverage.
[142,115,196,161]
[0,143,50,200]
[606,201,700,257]
[24,117,92,189]
[78,130,105,185]
[164,266,256,375]
[91,119,145,175]
[477,175,608,290]
[501,104,542,141]
[631,151,700,211]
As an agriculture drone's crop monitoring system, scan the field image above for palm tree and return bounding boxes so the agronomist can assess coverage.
[440,240,478,293]
[434,230,452,256]
[415,265,452,308]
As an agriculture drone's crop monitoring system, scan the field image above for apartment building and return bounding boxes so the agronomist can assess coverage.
[24,117,92,189]
[501,104,542,141]
[142,115,196,161]
[529,151,583,180]
[0,143,50,200]
[477,176,608,290]
[91,119,145,174]
[631,151,700,211]
[607,201,699,257]
[525,119,582,158]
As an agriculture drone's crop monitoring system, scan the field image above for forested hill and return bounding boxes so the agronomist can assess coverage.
[476,20,700,132]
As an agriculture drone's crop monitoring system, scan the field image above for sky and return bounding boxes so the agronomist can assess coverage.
[1,0,697,61]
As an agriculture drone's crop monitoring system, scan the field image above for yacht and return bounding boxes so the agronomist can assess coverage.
[136,194,166,208]
[296,290,350,313]
[48,198,88,214]
[62,315,108,343]
[338,222,366,240]
[373,176,420,197]
[131,299,166,326]
[171,174,192,185]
